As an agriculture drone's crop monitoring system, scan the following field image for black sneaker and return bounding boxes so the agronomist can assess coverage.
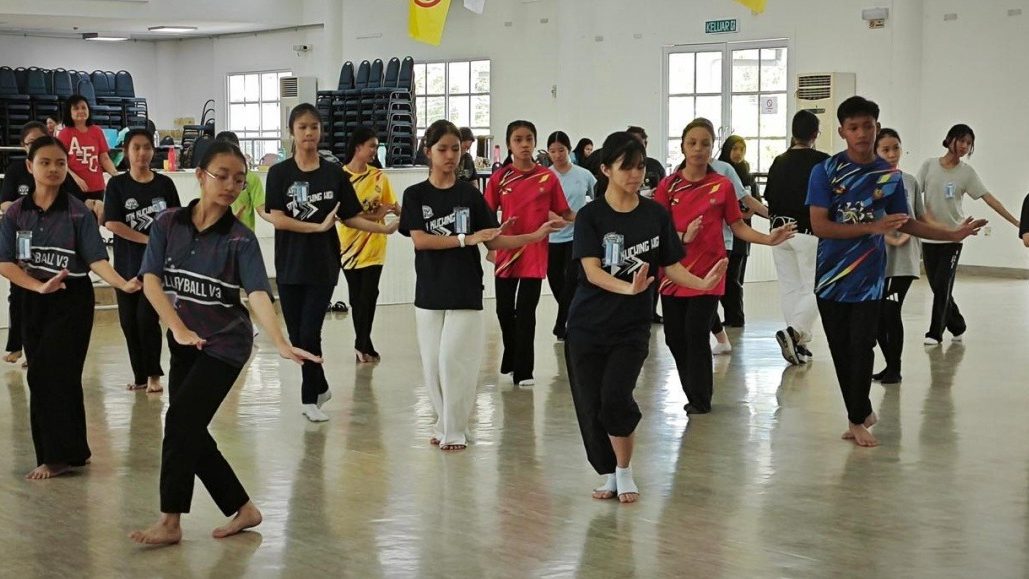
[684,403,711,415]
[776,329,800,365]
[872,370,886,382]
[880,373,902,385]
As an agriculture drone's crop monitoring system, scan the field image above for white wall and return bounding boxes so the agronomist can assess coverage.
[919,0,1029,269]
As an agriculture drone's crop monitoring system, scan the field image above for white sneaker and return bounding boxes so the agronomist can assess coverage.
[316,389,332,409]
[712,342,732,355]
[516,379,535,386]
[951,334,964,343]
[923,337,941,346]
[301,404,329,422]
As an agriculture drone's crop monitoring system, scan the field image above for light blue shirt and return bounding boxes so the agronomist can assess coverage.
[709,159,747,249]
[549,164,596,243]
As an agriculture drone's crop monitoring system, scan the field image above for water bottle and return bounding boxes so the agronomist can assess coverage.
[377,143,387,167]
[167,146,177,172]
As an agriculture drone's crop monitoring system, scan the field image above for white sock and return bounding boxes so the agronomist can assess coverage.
[615,466,638,496]
[316,389,332,409]
[301,404,329,422]
[594,473,617,494]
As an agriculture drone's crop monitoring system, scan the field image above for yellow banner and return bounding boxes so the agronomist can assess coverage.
[409,0,453,46]
[734,0,766,14]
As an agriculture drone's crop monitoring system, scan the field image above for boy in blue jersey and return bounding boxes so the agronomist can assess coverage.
[806,96,987,447]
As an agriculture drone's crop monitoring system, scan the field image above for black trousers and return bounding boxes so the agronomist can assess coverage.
[720,252,748,326]
[546,241,577,336]
[922,243,966,340]
[662,294,719,412]
[495,277,542,382]
[116,289,164,385]
[565,331,648,475]
[160,340,248,515]
[343,265,383,354]
[278,283,334,404]
[23,279,94,467]
[876,276,914,375]
[5,285,22,353]
[817,298,880,425]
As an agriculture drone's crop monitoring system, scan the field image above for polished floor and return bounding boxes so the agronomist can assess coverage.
[1,276,1028,578]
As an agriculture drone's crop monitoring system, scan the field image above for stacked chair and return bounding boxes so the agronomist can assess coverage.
[0,65,149,147]
[316,56,416,165]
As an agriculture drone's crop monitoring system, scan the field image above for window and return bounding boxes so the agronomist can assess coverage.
[664,43,788,173]
[227,71,292,163]
[414,60,490,139]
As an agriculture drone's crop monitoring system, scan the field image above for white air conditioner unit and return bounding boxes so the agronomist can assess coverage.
[794,73,856,154]
[279,76,318,151]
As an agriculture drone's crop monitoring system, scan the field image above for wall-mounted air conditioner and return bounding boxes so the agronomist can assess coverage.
[279,76,318,151]
[794,73,856,154]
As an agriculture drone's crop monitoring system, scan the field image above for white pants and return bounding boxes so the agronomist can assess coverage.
[771,233,819,344]
[415,308,484,446]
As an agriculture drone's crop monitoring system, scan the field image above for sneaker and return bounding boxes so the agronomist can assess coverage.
[951,333,964,343]
[880,373,902,385]
[776,329,800,365]
[684,403,711,415]
[301,404,329,422]
[923,336,941,346]
[516,378,535,386]
[872,370,886,382]
[712,342,732,355]
[316,389,332,409]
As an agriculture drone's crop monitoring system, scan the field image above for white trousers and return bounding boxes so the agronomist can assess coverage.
[771,233,819,344]
[415,308,484,446]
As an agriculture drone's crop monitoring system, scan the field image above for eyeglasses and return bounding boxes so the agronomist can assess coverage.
[204,170,246,189]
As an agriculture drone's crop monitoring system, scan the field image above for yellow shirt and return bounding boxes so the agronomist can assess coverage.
[338,165,396,269]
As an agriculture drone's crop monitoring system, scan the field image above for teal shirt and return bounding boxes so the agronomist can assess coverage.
[549,164,595,243]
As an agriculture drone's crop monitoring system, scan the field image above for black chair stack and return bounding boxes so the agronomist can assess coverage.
[0,65,150,146]
[317,56,417,165]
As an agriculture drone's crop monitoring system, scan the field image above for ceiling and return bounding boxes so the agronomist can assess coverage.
[0,0,309,40]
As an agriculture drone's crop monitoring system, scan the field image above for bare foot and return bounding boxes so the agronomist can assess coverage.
[439,444,466,451]
[212,502,263,539]
[592,474,617,500]
[146,377,164,393]
[20,359,28,368]
[618,491,640,504]
[593,489,616,499]
[129,517,182,546]
[841,412,878,440]
[25,463,71,480]
[3,351,22,363]
[429,437,440,446]
[127,382,147,391]
[842,424,879,447]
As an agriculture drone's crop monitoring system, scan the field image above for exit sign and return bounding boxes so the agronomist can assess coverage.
[705,19,738,34]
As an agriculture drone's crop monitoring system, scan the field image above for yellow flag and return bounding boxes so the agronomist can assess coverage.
[734,0,766,14]
[409,0,453,46]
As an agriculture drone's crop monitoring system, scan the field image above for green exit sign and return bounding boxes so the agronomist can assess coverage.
[705,19,738,34]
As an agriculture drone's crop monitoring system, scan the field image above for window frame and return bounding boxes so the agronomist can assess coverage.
[413,58,491,138]
[226,69,292,163]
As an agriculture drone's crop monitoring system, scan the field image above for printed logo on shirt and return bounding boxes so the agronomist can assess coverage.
[287,186,336,221]
[163,267,240,308]
[25,246,82,277]
[67,136,99,172]
[125,198,140,211]
[611,236,661,277]
[422,205,434,219]
[124,202,163,232]
[426,211,456,236]
[16,184,29,197]
[835,201,876,225]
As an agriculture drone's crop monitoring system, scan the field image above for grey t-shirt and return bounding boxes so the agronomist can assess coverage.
[886,172,925,278]
[918,158,988,244]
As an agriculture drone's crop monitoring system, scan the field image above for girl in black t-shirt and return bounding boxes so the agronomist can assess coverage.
[129,141,319,546]
[104,128,181,393]
[0,137,143,480]
[399,120,562,451]
[265,104,399,423]
[564,132,727,503]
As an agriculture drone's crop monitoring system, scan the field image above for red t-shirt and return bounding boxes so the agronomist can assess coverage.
[653,170,742,297]
[59,125,109,194]
[484,164,570,279]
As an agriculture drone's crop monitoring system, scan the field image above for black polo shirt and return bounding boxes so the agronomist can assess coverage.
[0,191,107,281]
[139,201,273,367]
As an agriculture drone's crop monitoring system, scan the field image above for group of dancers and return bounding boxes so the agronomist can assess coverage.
[0,92,1024,545]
